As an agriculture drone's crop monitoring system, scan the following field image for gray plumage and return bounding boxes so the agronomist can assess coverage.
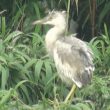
[33,10,95,88]
[54,35,94,87]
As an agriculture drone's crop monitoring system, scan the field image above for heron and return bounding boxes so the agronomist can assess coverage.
[33,10,95,103]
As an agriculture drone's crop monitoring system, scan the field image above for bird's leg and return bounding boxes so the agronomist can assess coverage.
[64,84,77,103]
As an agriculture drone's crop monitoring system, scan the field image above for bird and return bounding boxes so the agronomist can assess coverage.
[33,10,95,102]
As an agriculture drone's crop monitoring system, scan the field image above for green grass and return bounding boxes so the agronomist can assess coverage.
[0,0,110,110]
[0,20,110,110]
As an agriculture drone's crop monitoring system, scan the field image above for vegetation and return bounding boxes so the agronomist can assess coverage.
[0,0,110,110]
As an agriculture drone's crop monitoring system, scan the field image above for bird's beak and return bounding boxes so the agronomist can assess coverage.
[32,15,50,25]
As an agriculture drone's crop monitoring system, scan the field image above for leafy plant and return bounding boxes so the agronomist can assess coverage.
[0,0,110,110]
[77,24,110,110]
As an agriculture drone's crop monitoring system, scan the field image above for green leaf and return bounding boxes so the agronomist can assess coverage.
[33,2,41,33]
[24,59,37,69]
[1,16,6,35]
[75,103,91,110]
[35,59,43,82]
[4,31,23,43]
[0,56,7,64]
[44,60,53,85]
[98,2,110,26]
[0,88,13,107]
[15,80,28,90]
[30,33,45,46]
[68,104,81,110]
[1,66,9,89]
[13,49,30,61]
[19,84,31,104]
[104,24,109,39]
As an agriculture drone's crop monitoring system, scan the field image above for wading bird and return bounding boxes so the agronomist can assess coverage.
[33,10,94,102]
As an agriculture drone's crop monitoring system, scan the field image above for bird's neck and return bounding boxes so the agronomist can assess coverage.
[45,26,66,55]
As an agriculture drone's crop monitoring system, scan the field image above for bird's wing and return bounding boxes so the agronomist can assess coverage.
[54,36,94,88]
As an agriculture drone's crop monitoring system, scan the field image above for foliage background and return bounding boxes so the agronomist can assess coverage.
[0,0,110,110]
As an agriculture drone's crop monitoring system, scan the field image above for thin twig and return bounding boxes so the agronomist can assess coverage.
[0,10,7,15]
[65,0,71,35]
[89,0,96,37]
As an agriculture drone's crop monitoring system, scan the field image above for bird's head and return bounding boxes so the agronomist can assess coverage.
[33,10,67,27]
